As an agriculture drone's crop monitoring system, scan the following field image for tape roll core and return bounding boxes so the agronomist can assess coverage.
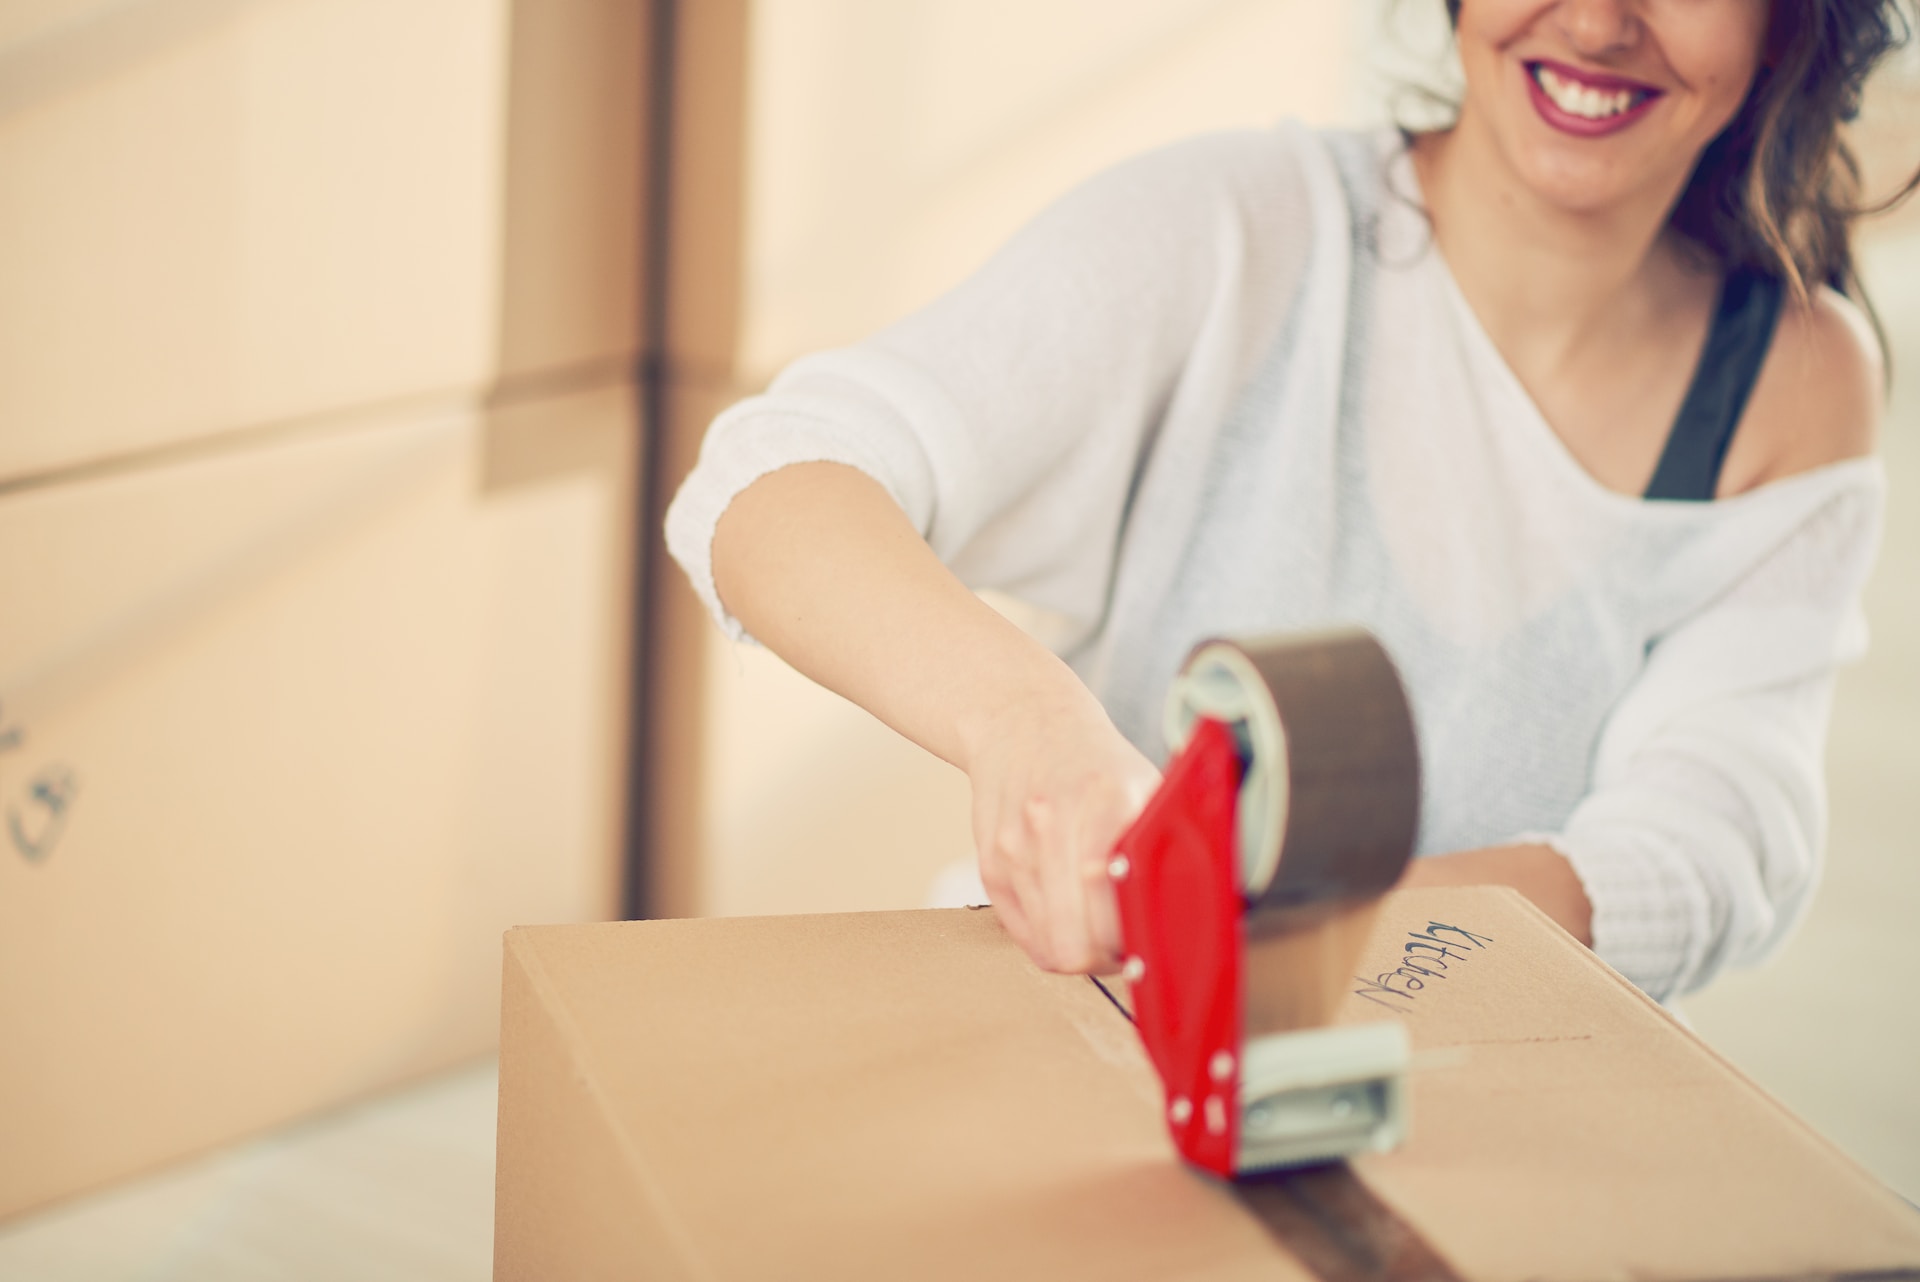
[1163,642,1290,898]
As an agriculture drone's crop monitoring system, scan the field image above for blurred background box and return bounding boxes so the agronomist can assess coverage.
[0,393,633,1218]
[0,0,649,1218]
[0,0,646,483]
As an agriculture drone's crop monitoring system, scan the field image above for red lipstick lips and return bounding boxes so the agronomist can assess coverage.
[1524,58,1662,138]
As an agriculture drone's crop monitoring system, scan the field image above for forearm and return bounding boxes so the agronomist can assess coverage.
[710,461,1102,772]
[1397,843,1594,946]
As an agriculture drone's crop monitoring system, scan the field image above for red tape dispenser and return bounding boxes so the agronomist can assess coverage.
[1109,629,1422,1178]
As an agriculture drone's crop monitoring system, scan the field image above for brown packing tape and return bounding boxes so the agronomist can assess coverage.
[1069,984,1470,1278]
[1224,630,1420,917]
[1237,1165,1466,1282]
[1173,630,1419,1040]
[1243,898,1385,1038]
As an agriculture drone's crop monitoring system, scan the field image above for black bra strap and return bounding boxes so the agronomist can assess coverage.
[1643,267,1784,502]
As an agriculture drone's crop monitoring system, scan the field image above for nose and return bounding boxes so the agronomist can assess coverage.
[1553,0,1643,56]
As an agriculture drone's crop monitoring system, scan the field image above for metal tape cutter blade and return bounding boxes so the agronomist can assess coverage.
[1108,628,1422,1178]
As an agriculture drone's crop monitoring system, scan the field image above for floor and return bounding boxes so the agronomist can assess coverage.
[0,1063,499,1282]
[5,209,1918,1282]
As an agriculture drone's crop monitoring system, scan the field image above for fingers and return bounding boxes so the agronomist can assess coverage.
[975,786,1046,963]
[1082,849,1124,975]
[1070,781,1140,974]
[982,783,1137,975]
[984,875,1034,951]
[966,723,1162,976]
[1033,795,1098,973]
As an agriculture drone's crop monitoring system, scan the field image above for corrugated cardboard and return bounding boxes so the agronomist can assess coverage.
[0,0,648,1219]
[0,0,649,487]
[0,0,504,484]
[0,386,634,1219]
[494,886,1920,1280]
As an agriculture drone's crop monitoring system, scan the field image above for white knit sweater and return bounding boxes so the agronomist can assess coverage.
[666,123,1884,1001]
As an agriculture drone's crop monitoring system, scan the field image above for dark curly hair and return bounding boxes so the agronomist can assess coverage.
[1444,0,1920,309]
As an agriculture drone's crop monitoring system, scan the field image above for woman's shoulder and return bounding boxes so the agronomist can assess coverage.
[977,121,1370,307]
[1722,282,1883,495]
[1081,121,1306,195]
[1068,121,1372,222]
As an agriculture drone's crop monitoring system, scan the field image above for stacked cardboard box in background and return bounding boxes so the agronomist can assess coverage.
[0,0,649,1218]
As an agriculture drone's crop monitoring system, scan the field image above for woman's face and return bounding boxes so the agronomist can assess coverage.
[1452,0,1770,216]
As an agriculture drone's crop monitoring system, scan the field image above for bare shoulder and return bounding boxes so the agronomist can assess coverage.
[1721,283,1884,496]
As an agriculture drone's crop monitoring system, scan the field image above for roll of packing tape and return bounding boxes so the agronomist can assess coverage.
[1162,628,1420,923]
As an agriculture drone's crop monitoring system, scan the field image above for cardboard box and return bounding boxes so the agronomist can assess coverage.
[0,0,649,1218]
[0,386,635,1219]
[495,887,1920,1280]
[0,0,648,487]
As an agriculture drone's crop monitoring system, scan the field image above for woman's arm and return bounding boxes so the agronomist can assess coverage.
[1398,844,1593,944]
[711,461,1157,972]
[1520,468,1876,998]
[669,135,1311,974]
[1405,287,1879,968]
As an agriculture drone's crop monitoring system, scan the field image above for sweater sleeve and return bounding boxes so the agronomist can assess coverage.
[1550,471,1885,1001]
[663,129,1312,644]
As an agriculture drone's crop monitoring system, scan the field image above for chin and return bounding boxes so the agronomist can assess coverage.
[1505,141,1653,217]
[1447,0,1764,227]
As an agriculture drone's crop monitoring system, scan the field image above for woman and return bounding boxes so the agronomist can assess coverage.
[666,0,1915,1001]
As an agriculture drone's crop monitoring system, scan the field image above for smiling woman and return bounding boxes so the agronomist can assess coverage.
[1410,0,1898,507]
[1448,0,1916,299]
[1450,0,1770,207]
[667,0,1919,1002]
[1529,62,1663,133]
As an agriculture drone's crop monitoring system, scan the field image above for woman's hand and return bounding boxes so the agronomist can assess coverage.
[1396,843,1593,946]
[959,680,1161,974]
[713,463,1161,974]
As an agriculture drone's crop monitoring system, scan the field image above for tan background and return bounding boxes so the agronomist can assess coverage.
[0,0,646,1219]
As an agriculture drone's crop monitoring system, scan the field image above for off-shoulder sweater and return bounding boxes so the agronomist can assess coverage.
[665,123,1884,1002]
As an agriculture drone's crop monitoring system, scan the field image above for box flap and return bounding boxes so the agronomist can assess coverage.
[501,908,1309,1280]
[1338,888,1920,1280]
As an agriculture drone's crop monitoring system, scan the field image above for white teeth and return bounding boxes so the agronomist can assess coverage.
[1535,64,1638,120]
